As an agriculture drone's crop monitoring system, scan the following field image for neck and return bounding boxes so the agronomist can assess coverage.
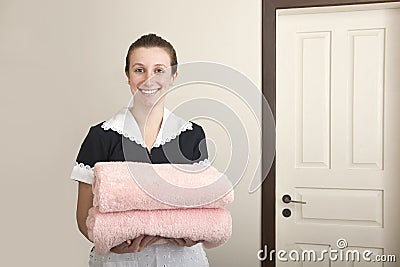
[129,103,164,130]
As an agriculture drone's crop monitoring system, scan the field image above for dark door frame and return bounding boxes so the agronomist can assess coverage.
[261,1,399,266]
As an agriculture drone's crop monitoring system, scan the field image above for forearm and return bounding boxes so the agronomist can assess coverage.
[77,213,92,243]
[76,181,94,243]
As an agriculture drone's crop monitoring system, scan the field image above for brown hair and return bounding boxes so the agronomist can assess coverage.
[125,33,178,75]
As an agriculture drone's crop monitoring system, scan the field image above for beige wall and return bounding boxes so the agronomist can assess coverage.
[0,0,261,266]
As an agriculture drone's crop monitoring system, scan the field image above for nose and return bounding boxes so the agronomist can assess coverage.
[142,72,155,87]
[145,71,154,80]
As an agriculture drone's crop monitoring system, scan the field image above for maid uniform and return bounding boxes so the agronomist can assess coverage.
[70,105,211,267]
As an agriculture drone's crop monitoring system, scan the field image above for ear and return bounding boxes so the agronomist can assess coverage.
[125,71,130,83]
[170,71,178,85]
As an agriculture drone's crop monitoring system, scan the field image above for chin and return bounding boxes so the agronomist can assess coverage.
[137,96,165,108]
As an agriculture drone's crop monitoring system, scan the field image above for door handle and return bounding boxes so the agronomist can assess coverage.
[282,194,306,204]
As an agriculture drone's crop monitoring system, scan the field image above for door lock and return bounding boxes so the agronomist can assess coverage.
[282,194,306,204]
[282,208,291,218]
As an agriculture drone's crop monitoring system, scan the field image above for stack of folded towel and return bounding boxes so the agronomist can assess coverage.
[86,161,234,255]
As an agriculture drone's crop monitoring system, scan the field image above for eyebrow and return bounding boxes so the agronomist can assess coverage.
[131,63,167,68]
[131,63,144,68]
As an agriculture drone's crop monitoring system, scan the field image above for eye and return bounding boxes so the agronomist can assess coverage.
[134,68,144,73]
[155,68,166,74]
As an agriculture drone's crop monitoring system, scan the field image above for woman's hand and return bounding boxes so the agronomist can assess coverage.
[110,240,135,254]
[167,238,203,247]
[110,235,163,254]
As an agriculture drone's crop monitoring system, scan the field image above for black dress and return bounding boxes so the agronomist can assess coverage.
[71,106,210,185]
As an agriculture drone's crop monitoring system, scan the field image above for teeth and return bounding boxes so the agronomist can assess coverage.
[140,88,159,94]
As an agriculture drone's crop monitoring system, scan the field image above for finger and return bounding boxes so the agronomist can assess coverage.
[147,236,162,246]
[168,238,179,246]
[117,240,130,250]
[130,235,145,252]
[175,238,186,246]
[189,240,199,247]
[183,238,194,247]
[111,242,128,254]
[138,235,156,252]
[110,247,119,254]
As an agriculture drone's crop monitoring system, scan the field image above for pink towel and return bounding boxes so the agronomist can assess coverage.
[93,161,234,212]
[87,207,232,255]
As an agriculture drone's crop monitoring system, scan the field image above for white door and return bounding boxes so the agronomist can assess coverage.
[276,3,400,267]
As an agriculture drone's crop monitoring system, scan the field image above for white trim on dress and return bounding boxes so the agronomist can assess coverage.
[71,162,94,184]
[100,106,193,150]
[71,106,209,184]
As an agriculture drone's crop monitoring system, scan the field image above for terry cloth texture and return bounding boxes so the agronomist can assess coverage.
[87,206,232,255]
[87,161,233,256]
[92,161,234,212]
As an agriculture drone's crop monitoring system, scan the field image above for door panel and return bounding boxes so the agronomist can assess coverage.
[276,5,400,266]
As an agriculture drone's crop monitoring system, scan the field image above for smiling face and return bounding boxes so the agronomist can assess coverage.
[125,47,177,108]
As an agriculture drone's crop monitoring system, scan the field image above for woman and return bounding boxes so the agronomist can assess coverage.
[71,33,210,266]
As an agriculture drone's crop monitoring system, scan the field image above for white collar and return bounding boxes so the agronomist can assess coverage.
[101,106,193,149]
